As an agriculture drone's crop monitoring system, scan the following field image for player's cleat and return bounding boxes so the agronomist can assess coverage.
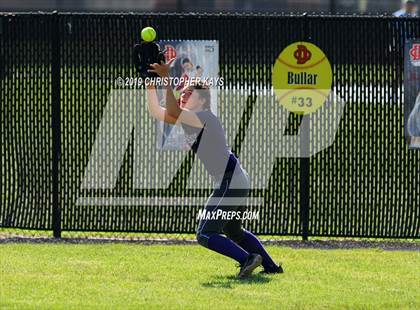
[260,264,284,274]
[237,254,262,279]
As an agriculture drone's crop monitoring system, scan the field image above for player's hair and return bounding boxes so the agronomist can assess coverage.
[191,81,211,112]
[182,58,191,65]
[407,92,420,137]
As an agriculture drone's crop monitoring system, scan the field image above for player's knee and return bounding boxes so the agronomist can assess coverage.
[196,232,209,248]
[196,230,220,248]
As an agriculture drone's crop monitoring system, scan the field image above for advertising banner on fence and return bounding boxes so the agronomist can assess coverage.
[405,40,420,149]
[155,40,219,150]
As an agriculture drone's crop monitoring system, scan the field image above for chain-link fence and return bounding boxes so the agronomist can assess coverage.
[1,13,419,240]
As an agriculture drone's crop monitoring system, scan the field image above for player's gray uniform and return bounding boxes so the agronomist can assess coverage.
[408,93,420,137]
[182,111,250,247]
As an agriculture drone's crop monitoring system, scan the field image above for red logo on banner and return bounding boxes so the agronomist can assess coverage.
[410,44,420,61]
[294,44,312,65]
[164,45,177,62]
[409,44,420,67]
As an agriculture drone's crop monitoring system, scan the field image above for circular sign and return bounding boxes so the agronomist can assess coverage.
[272,42,332,114]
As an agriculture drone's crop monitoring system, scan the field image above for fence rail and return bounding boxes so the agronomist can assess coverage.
[1,13,419,239]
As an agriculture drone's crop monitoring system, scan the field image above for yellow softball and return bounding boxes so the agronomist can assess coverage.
[141,27,157,42]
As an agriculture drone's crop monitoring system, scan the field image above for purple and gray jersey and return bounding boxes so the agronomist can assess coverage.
[181,110,238,178]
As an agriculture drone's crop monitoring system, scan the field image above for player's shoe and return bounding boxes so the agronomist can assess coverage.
[260,264,284,274]
[237,253,262,279]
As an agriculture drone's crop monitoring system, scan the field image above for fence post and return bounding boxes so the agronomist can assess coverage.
[300,116,310,241]
[298,14,311,241]
[51,12,61,238]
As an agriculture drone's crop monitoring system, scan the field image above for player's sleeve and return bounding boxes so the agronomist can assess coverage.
[408,93,420,137]
[195,111,216,128]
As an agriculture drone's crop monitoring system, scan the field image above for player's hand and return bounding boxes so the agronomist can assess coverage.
[148,58,175,78]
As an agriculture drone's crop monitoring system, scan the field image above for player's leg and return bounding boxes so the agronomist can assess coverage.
[197,210,263,278]
[238,230,283,273]
[223,207,283,273]
[196,184,250,265]
[221,166,282,273]
[198,227,263,279]
[197,224,249,265]
[196,178,263,278]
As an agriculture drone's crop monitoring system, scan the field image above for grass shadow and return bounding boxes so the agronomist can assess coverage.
[201,273,271,289]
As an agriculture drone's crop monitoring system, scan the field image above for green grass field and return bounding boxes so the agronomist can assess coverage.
[1,243,419,309]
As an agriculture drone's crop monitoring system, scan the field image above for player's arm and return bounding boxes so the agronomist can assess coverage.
[408,93,420,137]
[146,83,177,124]
[149,61,203,128]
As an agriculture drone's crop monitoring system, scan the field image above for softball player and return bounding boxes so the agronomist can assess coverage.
[408,92,420,147]
[146,60,282,278]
